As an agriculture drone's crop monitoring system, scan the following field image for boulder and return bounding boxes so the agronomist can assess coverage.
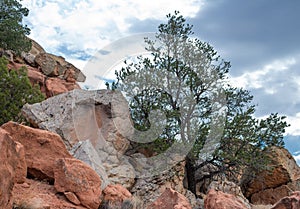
[0,128,18,208]
[271,191,300,209]
[45,77,81,97]
[2,122,72,182]
[242,146,300,199]
[35,53,58,76]
[22,89,136,189]
[204,189,250,209]
[147,188,192,209]
[22,89,131,151]
[54,158,102,209]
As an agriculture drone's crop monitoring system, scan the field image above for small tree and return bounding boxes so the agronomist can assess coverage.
[0,57,45,125]
[109,11,289,194]
[0,0,31,54]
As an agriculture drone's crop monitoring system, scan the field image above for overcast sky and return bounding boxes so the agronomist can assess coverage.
[22,0,300,162]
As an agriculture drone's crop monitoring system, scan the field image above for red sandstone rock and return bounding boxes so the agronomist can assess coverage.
[45,77,80,97]
[204,189,249,209]
[102,184,132,204]
[1,122,72,182]
[147,188,192,209]
[54,158,102,209]
[271,191,300,209]
[242,147,300,204]
[0,128,18,208]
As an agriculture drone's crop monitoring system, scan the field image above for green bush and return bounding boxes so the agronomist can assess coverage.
[0,57,45,125]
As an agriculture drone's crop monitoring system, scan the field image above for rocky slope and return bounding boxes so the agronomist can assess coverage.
[1,40,300,209]
[1,38,86,98]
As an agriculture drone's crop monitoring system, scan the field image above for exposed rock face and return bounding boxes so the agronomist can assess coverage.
[204,190,250,209]
[271,191,300,209]
[2,121,72,182]
[147,188,192,209]
[3,38,85,98]
[54,158,102,209]
[22,89,136,189]
[241,146,300,205]
[0,128,19,208]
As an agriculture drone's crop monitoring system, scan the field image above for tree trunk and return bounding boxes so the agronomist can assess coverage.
[185,156,196,194]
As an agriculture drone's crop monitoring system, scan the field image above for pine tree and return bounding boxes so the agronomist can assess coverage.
[0,57,45,125]
[0,0,31,54]
[110,11,289,193]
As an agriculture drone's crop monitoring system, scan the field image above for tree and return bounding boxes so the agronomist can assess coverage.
[0,0,31,54]
[0,57,45,125]
[109,11,289,194]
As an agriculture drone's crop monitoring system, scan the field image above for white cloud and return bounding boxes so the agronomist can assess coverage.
[293,153,300,165]
[286,112,300,136]
[22,0,204,61]
[229,57,297,89]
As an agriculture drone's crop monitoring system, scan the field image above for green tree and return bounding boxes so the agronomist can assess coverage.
[109,11,289,194]
[0,0,31,54]
[0,57,45,125]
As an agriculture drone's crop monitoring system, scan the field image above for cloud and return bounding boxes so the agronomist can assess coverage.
[293,154,300,165]
[189,0,300,76]
[22,0,204,62]
[229,54,300,135]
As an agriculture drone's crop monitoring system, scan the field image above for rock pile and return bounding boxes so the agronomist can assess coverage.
[2,41,300,208]
[1,38,86,98]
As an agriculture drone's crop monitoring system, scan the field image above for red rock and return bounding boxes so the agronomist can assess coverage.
[1,122,72,182]
[242,147,300,199]
[102,184,132,203]
[0,128,18,208]
[54,158,102,209]
[204,189,249,209]
[147,188,192,209]
[271,191,300,209]
[45,77,80,97]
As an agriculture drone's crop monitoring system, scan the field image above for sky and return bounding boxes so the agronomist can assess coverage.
[21,0,300,162]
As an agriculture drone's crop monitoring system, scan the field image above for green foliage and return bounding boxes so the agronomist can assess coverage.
[0,0,31,54]
[109,11,289,192]
[0,57,45,125]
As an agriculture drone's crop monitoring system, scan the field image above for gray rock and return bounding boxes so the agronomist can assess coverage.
[22,89,136,189]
